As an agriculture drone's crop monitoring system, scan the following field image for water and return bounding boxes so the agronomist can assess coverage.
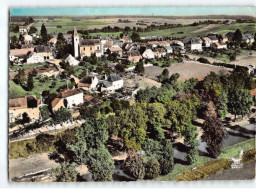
[174,123,255,161]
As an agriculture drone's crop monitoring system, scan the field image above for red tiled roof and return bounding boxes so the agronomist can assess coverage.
[109,46,122,52]
[9,48,34,56]
[51,98,62,109]
[48,37,57,43]
[215,42,221,47]
[203,37,211,42]
[57,88,83,98]
[250,88,256,96]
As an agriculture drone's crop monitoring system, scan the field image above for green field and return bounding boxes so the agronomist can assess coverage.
[213,23,256,34]
[33,18,108,34]
[10,63,49,71]
[9,80,27,99]
[89,31,122,38]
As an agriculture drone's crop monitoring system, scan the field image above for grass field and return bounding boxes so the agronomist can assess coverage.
[89,31,122,38]
[10,63,48,71]
[9,80,27,99]
[33,18,108,34]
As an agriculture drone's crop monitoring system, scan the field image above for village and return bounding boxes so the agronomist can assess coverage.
[8,16,256,182]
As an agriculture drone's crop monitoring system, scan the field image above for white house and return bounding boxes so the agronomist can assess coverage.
[98,74,124,93]
[212,42,227,49]
[164,46,173,54]
[142,49,155,59]
[26,52,45,64]
[19,26,29,34]
[78,76,99,91]
[183,37,202,51]
[51,88,84,111]
[203,37,211,47]
[22,34,33,44]
[63,54,80,66]
[242,34,255,44]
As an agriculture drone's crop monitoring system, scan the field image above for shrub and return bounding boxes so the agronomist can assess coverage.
[144,158,160,179]
[176,158,232,181]
[197,57,210,64]
[241,149,256,164]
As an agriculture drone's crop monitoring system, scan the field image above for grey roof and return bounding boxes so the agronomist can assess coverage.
[35,45,51,53]
[208,36,218,41]
[80,39,100,46]
[183,37,201,44]
[99,80,112,88]
[164,46,173,50]
[242,34,253,40]
[225,32,235,38]
[107,74,122,82]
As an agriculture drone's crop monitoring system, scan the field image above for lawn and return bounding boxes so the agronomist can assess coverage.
[89,31,122,38]
[33,18,108,34]
[213,23,256,35]
[10,63,48,71]
[155,137,255,181]
[9,80,27,99]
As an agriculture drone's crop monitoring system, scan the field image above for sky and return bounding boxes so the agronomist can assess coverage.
[10,7,256,17]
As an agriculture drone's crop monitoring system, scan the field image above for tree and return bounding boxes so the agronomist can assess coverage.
[39,105,50,120]
[10,36,19,49]
[51,162,77,182]
[135,60,144,75]
[111,104,148,150]
[158,68,169,83]
[40,23,49,45]
[228,88,253,120]
[124,151,145,180]
[28,26,37,34]
[157,139,174,174]
[54,107,72,124]
[218,91,228,119]
[131,32,140,42]
[234,29,243,47]
[87,146,115,181]
[56,33,72,58]
[149,122,165,141]
[115,63,125,72]
[202,115,225,158]
[22,112,30,124]
[183,124,198,164]
[144,158,160,179]
[14,69,26,85]
[27,73,34,91]
[10,24,19,33]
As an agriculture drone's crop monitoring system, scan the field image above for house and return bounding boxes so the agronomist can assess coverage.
[183,37,202,51]
[78,76,99,91]
[19,26,29,34]
[108,45,123,56]
[102,40,113,53]
[26,52,45,64]
[63,54,80,66]
[9,47,35,62]
[242,34,255,44]
[121,36,132,43]
[164,46,173,54]
[51,88,84,111]
[126,51,142,63]
[97,74,124,93]
[72,28,103,58]
[218,34,228,43]
[203,37,211,47]
[247,64,255,75]
[48,37,57,46]
[34,45,53,60]
[142,49,155,59]
[22,34,33,44]
[212,42,227,49]
[170,40,185,50]
[148,41,160,48]
[9,95,40,123]
[153,48,167,58]
[208,36,219,44]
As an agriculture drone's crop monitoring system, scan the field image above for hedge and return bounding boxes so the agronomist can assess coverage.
[241,149,256,164]
[176,158,232,181]
[9,129,75,159]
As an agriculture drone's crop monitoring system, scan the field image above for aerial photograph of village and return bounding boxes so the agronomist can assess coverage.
[8,7,256,182]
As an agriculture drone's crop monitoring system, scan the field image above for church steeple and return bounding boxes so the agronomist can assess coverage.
[72,28,79,58]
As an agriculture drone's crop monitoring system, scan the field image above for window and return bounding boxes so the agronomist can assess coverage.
[84,48,85,51]
[90,47,92,50]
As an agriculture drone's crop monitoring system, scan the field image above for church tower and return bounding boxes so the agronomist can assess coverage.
[72,28,79,58]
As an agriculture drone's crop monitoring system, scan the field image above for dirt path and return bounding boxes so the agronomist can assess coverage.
[193,24,223,33]
[9,153,59,180]
[203,161,256,181]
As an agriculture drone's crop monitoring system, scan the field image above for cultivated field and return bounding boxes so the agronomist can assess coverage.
[144,61,231,82]
[123,74,162,89]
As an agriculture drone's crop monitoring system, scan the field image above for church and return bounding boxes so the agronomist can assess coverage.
[72,28,104,58]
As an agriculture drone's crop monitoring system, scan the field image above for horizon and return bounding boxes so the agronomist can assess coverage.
[10,7,256,17]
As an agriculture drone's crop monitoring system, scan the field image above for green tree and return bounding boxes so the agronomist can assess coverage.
[87,146,114,181]
[144,158,160,179]
[202,115,225,158]
[39,105,50,120]
[183,124,199,164]
[56,33,72,58]
[130,32,140,42]
[27,73,34,91]
[40,23,49,45]
[51,162,77,182]
[14,69,26,85]
[158,139,174,174]
[228,88,253,120]
[22,112,30,124]
[149,122,165,141]
[54,107,72,124]
[218,91,228,119]
[28,26,37,34]
[159,68,169,83]
[113,104,148,150]
[135,60,145,75]
[234,28,243,47]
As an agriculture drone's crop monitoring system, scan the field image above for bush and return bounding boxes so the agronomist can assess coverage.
[176,158,232,181]
[197,57,210,64]
[144,158,160,179]
[241,149,256,164]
